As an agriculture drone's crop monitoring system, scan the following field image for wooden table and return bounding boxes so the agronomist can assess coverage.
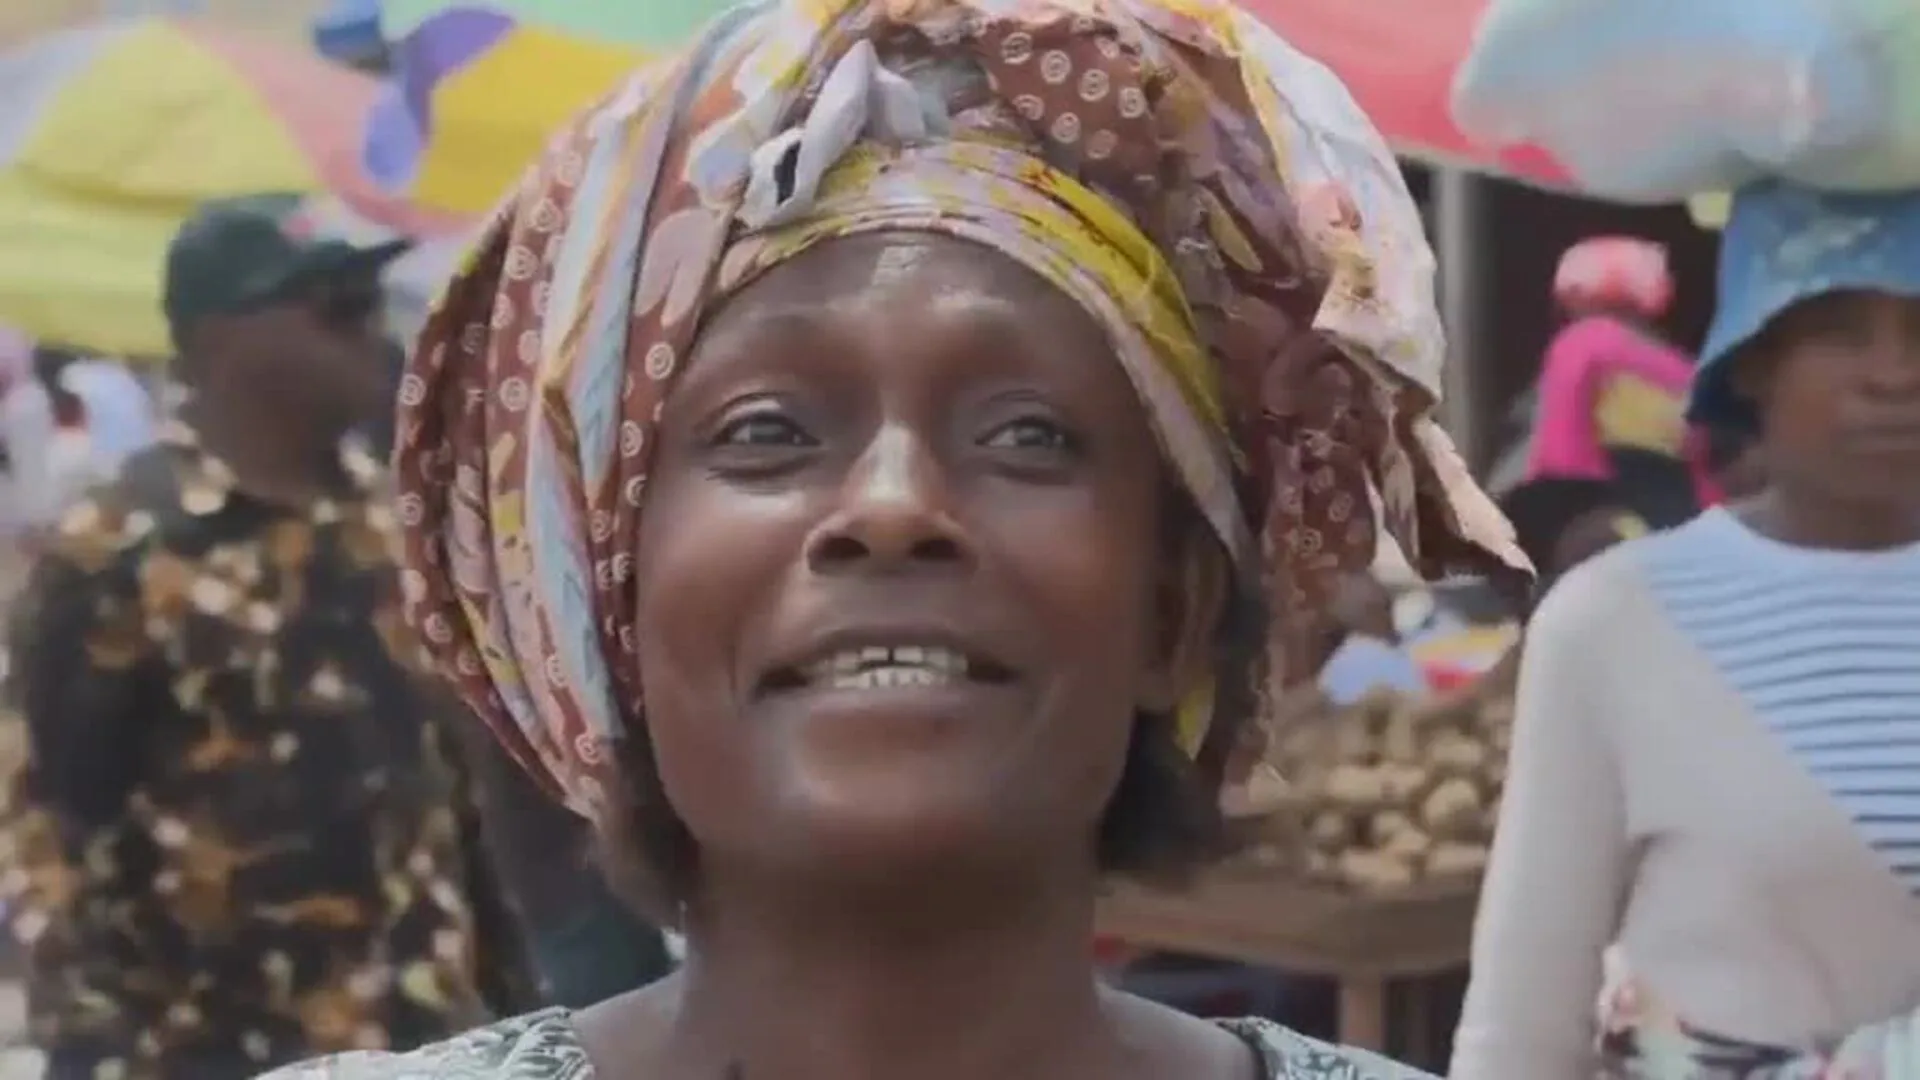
[1097,870,1476,1057]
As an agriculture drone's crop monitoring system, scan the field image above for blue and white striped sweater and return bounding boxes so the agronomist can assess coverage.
[1642,508,1920,888]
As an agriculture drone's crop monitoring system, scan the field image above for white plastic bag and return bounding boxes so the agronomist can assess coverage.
[1452,0,1920,202]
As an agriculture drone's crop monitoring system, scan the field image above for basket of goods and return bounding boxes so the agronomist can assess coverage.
[1240,586,1521,897]
[1098,586,1520,976]
[1206,662,1515,974]
[1247,674,1513,897]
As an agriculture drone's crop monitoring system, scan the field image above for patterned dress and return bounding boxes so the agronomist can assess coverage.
[260,1008,1434,1078]
[0,423,511,1078]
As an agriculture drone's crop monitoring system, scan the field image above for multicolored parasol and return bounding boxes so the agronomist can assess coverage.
[0,18,456,357]
[380,0,722,45]
[370,1,741,215]
[373,0,1572,217]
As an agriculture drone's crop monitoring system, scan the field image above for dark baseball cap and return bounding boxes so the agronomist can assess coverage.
[162,192,411,334]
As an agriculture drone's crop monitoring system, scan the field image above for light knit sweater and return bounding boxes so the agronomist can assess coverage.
[1450,513,1920,1078]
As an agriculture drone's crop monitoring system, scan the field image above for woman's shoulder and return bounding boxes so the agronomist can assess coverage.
[1220,1018,1435,1078]
[1535,508,1749,633]
[252,1009,1432,1079]
[253,1008,591,1079]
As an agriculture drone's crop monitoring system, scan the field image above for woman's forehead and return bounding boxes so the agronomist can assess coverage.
[696,232,1101,352]
[736,232,1049,300]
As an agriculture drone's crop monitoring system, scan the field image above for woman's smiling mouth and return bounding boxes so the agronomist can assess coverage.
[805,645,972,690]
[760,640,1017,696]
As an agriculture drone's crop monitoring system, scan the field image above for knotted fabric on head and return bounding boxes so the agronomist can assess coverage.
[1554,237,1674,319]
[394,0,1527,822]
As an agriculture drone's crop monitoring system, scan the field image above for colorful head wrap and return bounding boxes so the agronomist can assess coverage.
[394,0,1526,820]
[1553,237,1674,319]
[1692,180,1920,431]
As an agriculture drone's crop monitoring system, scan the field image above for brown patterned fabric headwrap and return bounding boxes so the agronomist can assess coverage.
[393,0,1526,822]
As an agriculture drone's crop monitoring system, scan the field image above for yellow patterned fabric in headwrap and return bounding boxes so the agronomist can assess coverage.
[393,0,1526,820]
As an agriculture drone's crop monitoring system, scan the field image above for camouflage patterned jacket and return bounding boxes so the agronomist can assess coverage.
[0,424,510,1078]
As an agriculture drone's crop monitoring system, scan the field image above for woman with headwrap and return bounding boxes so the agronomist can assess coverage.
[1454,181,1920,1078]
[262,0,1521,1075]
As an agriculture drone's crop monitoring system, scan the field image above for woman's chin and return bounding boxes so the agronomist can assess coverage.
[753,771,1060,878]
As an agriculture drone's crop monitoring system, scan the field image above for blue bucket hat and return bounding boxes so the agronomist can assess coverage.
[1691,180,1920,431]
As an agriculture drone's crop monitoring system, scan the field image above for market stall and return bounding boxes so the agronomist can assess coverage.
[1099,581,1518,1063]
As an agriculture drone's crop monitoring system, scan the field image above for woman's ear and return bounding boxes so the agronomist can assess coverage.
[1136,539,1230,714]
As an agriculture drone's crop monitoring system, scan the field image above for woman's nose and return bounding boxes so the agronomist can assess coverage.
[805,425,971,573]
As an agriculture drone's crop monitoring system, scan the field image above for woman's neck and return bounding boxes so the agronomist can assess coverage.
[598,866,1128,1080]
[1739,485,1920,552]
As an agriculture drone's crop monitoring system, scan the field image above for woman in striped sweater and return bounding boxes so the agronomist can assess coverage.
[1453,180,1920,1078]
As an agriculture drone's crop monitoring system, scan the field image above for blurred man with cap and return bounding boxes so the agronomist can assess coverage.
[160,193,405,488]
[0,194,514,1078]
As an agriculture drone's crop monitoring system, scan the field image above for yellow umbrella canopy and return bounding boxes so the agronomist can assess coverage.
[0,18,446,356]
[370,2,739,215]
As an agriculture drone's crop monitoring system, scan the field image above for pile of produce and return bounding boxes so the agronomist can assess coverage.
[1237,659,1517,896]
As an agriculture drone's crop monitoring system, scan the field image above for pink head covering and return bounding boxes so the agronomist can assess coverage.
[1553,237,1673,318]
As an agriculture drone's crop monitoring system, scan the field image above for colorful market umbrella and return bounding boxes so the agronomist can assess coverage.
[313,0,386,67]
[0,18,458,357]
[380,0,722,44]
[370,1,741,215]
[376,0,1573,217]
[1239,0,1568,186]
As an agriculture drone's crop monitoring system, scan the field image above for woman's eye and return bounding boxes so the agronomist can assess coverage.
[702,409,819,479]
[713,412,815,448]
[981,417,1077,452]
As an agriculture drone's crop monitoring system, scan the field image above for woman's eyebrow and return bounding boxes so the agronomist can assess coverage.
[690,305,838,359]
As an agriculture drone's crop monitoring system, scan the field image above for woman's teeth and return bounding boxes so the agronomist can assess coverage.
[802,645,971,690]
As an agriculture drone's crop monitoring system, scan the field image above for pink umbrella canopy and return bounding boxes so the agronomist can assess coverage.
[1241,0,1569,185]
